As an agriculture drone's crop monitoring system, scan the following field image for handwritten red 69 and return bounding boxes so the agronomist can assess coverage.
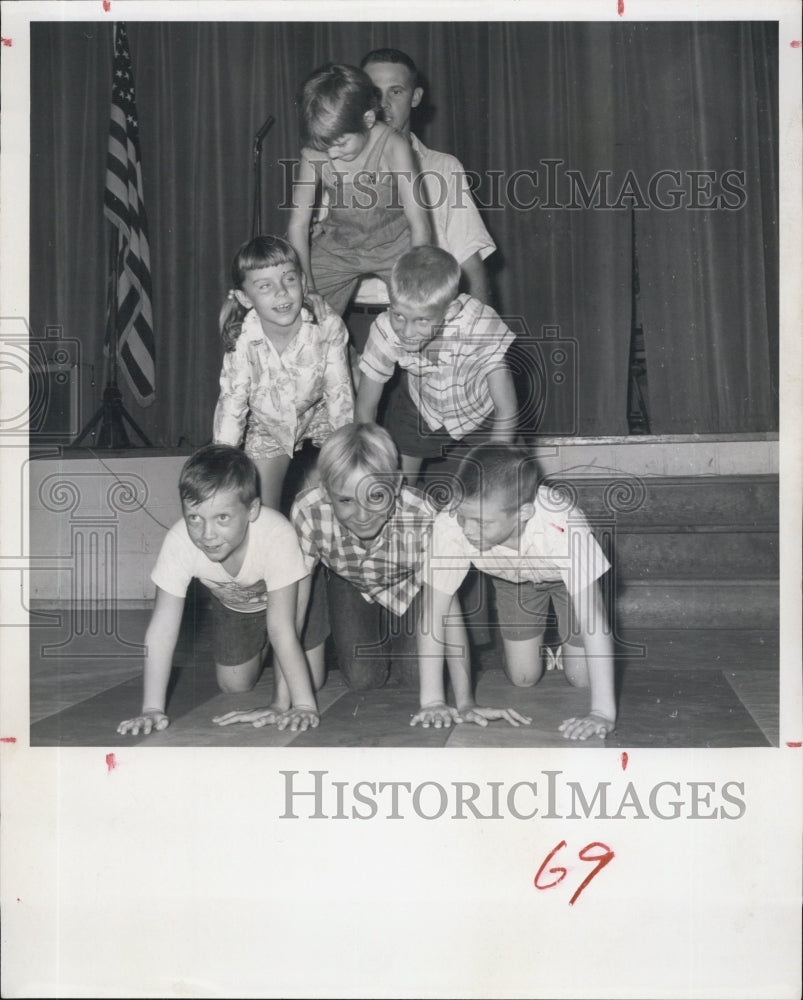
[534,840,615,905]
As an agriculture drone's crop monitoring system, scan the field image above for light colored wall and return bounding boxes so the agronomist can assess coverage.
[27,455,186,605]
[533,435,779,479]
[26,437,779,606]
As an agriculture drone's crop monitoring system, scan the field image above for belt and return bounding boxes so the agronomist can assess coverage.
[348,303,387,316]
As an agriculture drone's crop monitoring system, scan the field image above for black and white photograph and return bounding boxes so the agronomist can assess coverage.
[1,1,800,997]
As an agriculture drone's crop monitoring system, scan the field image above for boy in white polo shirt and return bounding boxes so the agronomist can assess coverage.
[419,442,617,739]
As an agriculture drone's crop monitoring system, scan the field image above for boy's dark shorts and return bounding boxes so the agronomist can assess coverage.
[209,572,329,667]
[384,374,493,459]
[210,596,267,666]
[490,577,571,642]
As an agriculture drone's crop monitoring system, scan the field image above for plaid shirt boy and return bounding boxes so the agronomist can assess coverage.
[290,484,434,617]
[358,294,515,440]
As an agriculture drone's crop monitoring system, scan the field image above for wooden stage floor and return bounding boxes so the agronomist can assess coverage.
[29,607,779,749]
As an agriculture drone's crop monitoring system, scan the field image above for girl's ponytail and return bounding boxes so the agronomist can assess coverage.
[219,292,248,352]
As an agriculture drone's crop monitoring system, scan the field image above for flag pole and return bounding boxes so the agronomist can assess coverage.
[74,223,153,447]
[97,223,132,446]
[107,225,119,390]
[72,21,153,449]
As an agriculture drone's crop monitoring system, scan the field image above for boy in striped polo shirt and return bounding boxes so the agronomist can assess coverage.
[355,246,519,483]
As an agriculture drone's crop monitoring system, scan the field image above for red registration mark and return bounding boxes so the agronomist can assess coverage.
[534,839,615,905]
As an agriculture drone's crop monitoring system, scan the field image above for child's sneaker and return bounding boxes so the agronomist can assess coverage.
[545,645,564,672]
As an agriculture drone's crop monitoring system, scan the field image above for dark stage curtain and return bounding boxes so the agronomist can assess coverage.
[29,21,778,447]
[623,22,779,433]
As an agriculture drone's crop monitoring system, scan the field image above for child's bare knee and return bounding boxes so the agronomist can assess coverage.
[505,664,543,688]
[215,660,261,693]
[217,674,257,694]
[509,673,538,688]
[563,660,590,688]
[502,638,543,689]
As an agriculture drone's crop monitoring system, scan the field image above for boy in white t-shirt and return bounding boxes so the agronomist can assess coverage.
[420,443,617,738]
[117,445,320,737]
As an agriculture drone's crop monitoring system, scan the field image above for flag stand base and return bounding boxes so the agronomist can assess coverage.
[72,381,153,449]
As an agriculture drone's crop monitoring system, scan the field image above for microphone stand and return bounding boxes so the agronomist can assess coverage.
[251,114,275,238]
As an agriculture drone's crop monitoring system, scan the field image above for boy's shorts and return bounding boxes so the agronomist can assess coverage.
[209,578,328,667]
[384,374,493,459]
[210,596,267,666]
[489,576,571,642]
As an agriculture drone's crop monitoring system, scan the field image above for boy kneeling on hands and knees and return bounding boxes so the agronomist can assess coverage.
[213,423,528,731]
[420,442,617,739]
[117,445,320,738]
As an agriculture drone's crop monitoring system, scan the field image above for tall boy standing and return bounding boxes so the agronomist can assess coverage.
[342,47,495,360]
[360,47,495,304]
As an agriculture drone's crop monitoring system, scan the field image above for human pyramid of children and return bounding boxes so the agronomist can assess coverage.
[118,51,616,742]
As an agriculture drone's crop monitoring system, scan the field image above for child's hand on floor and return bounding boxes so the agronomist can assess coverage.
[213,707,282,728]
[410,702,462,729]
[117,710,169,736]
[276,707,320,732]
[458,704,533,728]
[559,711,615,741]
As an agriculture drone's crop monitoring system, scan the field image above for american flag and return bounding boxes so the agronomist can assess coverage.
[103,22,155,405]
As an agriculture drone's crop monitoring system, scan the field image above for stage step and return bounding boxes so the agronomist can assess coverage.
[547,474,779,633]
[612,528,778,580]
[559,474,778,528]
[611,628,779,668]
[611,578,778,630]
